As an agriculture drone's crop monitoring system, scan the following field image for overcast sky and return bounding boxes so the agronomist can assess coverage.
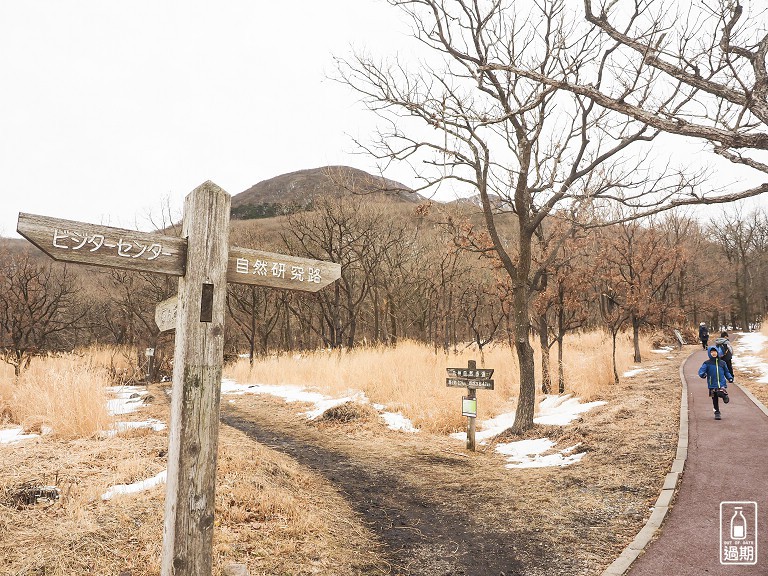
[0,1,420,237]
[1,1,766,239]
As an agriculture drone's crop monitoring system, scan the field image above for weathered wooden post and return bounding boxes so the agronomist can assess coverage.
[161,181,230,576]
[16,180,341,576]
[446,360,494,452]
[465,364,478,451]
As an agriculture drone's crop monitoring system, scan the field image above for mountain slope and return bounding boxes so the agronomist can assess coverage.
[231,166,419,219]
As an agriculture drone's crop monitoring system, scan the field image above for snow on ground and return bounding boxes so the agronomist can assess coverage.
[221,378,419,433]
[496,438,586,469]
[622,366,659,378]
[106,386,150,416]
[377,410,420,433]
[0,427,42,445]
[102,419,167,438]
[103,386,168,438]
[451,394,606,444]
[450,394,606,469]
[101,470,167,500]
[734,332,768,383]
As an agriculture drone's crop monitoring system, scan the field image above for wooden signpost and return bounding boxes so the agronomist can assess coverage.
[446,360,494,451]
[16,181,341,576]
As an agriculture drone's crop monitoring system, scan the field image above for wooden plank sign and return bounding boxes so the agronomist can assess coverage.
[228,246,340,292]
[446,377,494,390]
[446,360,494,452]
[17,213,187,276]
[446,367,494,380]
[155,295,178,332]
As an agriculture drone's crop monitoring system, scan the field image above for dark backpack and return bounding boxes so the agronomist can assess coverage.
[717,341,733,361]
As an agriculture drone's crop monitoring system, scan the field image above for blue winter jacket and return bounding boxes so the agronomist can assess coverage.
[698,346,733,389]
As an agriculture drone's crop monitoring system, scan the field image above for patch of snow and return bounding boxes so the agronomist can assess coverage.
[0,427,39,444]
[221,378,419,433]
[102,419,167,438]
[450,394,606,443]
[734,333,768,383]
[495,438,586,468]
[101,469,167,500]
[651,347,674,353]
[735,332,768,354]
[380,411,419,433]
[622,366,660,379]
[534,395,607,426]
[106,386,148,415]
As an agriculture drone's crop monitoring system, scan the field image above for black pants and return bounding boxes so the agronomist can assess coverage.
[710,389,726,411]
[701,337,708,349]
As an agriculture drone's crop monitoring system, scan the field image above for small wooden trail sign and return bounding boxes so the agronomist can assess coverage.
[16,181,341,576]
[446,360,494,451]
[155,295,179,333]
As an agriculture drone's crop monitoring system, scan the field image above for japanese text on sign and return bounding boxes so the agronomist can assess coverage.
[234,257,322,284]
[51,228,173,261]
[446,368,494,379]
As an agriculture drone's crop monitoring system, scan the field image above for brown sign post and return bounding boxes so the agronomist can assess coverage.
[446,360,494,451]
[17,181,341,576]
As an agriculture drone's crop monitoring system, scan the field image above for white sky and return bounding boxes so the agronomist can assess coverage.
[1,1,766,239]
[0,1,415,237]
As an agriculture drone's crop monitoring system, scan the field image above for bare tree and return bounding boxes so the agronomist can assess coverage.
[598,217,685,364]
[709,207,768,330]
[226,284,285,363]
[0,255,87,377]
[283,195,385,348]
[337,0,678,432]
[488,0,768,213]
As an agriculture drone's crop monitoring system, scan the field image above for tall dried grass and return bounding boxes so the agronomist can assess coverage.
[224,330,651,434]
[0,350,114,438]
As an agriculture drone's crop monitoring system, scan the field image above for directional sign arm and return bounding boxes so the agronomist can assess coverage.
[227,246,341,292]
[17,213,187,276]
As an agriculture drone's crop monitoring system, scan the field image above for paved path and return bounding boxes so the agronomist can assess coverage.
[627,349,768,575]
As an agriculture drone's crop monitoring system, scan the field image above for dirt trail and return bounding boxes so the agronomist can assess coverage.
[222,408,524,576]
[219,352,685,576]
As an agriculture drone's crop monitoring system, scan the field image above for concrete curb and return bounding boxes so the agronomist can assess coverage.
[600,355,689,576]
[736,381,768,418]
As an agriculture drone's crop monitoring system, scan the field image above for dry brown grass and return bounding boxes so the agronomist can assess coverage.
[0,351,113,438]
[0,336,678,576]
[0,382,383,576]
[224,331,652,434]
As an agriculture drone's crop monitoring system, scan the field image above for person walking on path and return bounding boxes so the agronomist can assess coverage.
[714,331,734,376]
[698,346,733,420]
[698,322,709,350]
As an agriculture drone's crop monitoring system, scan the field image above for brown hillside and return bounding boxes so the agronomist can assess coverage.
[231,166,421,218]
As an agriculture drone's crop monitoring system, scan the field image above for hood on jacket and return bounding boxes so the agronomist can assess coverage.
[707,345,721,358]
[714,337,729,346]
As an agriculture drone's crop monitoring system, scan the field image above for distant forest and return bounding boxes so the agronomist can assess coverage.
[2,185,767,384]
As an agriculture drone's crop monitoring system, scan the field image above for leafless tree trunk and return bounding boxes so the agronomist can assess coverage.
[0,255,87,377]
[337,0,675,432]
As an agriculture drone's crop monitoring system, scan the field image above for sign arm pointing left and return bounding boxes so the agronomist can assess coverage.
[17,213,341,293]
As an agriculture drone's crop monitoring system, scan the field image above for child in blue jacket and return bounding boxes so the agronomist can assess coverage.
[699,346,734,420]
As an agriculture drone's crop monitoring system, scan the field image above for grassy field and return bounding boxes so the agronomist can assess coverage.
[224,333,650,434]
[0,331,674,575]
